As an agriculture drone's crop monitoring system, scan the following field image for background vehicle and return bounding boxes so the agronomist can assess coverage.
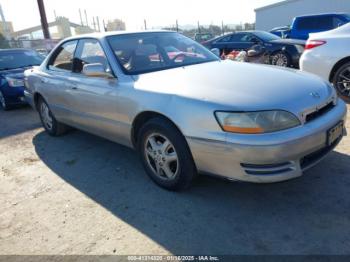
[270,26,291,38]
[300,23,350,102]
[0,49,44,110]
[25,31,346,191]
[270,13,350,40]
[203,31,305,68]
[194,33,214,44]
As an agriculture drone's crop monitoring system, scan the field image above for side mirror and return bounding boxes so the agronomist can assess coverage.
[82,63,114,78]
[210,48,220,57]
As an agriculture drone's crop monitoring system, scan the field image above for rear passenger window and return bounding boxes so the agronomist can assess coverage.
[297,16,333,30]
[48,41,77,71]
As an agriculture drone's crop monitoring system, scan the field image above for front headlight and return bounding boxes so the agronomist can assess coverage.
[215,110,301,134]
[5,77,24,87]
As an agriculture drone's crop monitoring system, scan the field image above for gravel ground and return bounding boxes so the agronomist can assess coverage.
[0,105,349,255]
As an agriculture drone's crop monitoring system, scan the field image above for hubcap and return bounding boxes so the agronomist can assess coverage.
[336,66,350,98]
[144,133,179,180]
[272,53,288,67]
[40,102,53,130]
[0,91,6,108]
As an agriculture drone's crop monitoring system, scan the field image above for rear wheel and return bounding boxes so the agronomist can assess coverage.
[137,117,197,191]
[0,91,9,111]
[38,97,68,136]
[333,62,350,103]
[271,51,291,67]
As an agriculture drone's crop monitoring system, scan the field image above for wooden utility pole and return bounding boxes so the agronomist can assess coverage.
[37,0,50,39]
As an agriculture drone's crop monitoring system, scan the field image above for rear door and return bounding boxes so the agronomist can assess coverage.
[40,40,78,122]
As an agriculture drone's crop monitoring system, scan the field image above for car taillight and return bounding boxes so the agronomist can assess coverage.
[305,40,326,50]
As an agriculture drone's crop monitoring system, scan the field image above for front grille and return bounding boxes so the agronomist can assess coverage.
[240,162,295,176]
[305,102,335,123]
[300,136,342,170]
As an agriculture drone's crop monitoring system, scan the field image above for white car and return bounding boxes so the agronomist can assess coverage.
[300,23,350,102]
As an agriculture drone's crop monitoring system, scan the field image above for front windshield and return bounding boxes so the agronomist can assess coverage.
[107,32,219,75]
[254,31,281,41]
[0,50,44,70]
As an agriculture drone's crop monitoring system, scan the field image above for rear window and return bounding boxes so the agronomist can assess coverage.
[296,16,334,30]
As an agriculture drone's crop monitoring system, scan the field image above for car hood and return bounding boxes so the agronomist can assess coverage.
[133,60,335,116]
[270,38,306,46]
[0,68,26,79]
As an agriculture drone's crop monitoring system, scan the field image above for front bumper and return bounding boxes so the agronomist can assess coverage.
[187,99,347,183]
[24,90,35,109]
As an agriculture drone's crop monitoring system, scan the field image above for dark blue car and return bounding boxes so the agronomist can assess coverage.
[270,13,350,40]
[0,49,44,110]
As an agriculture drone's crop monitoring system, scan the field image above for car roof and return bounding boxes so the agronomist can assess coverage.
[296,13,349,18]
[63,30,175,41]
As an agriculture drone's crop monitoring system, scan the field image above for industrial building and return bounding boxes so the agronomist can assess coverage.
[255,0,350,31]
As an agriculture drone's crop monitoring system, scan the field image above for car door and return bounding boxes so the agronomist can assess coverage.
[40,40,78,122]
[64,38,124,142]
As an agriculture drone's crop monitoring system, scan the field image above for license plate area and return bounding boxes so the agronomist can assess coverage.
[327,121,344,146]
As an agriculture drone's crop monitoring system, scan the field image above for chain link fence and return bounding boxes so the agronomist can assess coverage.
[0,39,61,55]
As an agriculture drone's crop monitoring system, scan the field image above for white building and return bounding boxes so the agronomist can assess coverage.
[255,0,350,31]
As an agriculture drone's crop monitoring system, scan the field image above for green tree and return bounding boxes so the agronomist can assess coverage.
[0,33,10,49]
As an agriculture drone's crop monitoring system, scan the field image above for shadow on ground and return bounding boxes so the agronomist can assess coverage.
[0,106,41,139]
[32,130,350,255]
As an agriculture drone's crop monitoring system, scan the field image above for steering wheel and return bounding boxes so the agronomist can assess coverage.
[170,53,187,63]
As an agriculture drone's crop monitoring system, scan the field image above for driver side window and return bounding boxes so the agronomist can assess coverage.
[73,39,111,74]
[48,40,77,72]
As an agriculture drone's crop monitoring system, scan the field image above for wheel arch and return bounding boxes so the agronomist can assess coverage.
[131,111,186,149]
[329,56,350,82]
[33,92,45,111]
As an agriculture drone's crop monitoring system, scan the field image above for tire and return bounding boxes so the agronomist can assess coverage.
[270,51,291,67]
[0,90,10,111]
[37,97,68,136]
[332,62,350,103]
[137,117,197,191]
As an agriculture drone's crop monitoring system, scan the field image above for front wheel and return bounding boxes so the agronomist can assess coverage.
[333,62,350,103]
[137,117,197,191]
[270,52,291,67]
[38,97,68,136]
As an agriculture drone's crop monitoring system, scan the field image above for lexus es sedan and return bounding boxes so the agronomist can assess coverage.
[300,23,350,103]
[24,31,347,190]
[202,31,305,68]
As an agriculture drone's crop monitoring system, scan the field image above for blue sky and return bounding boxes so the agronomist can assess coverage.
[1,0,282,31]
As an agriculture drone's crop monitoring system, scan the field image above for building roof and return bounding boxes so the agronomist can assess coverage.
[255,0,301,12]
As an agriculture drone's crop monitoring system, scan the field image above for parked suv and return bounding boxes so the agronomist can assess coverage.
[270,13,350,40]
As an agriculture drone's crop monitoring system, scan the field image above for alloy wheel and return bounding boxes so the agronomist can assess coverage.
[40,102,53,130]
[144,133,179,180]
[272,53,288,67]
[335,66,350,98]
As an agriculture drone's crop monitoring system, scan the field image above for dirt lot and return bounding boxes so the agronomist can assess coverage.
[0,105,350,255]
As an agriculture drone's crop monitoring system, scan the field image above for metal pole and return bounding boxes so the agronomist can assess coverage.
[96,17,101,32]
[176,20,178,32]
[37,0,51,39]
[144,19,147,30]
[197,21,200,34]
[221,21,224,35]
[103,19,107,32]
[79,9,83,26]
[84,10,88,27]
[0,3,10,40]
[92,16,96,31]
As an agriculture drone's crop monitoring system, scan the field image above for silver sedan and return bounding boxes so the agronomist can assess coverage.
[24,31,347,190]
